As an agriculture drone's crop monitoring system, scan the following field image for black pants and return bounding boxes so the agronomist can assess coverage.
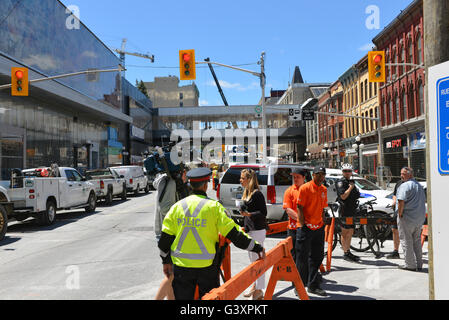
[295,226,325,289]
[287,228,297,262]
[172,265,220,300]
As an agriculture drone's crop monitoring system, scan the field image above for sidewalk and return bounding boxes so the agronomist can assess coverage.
[232,234,429,300]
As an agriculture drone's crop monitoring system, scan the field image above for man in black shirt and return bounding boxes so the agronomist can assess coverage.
[336,164,361,262]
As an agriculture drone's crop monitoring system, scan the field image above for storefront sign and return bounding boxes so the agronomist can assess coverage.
[384,135,407,153]
[130,125,145,140]
[410,132,426,150]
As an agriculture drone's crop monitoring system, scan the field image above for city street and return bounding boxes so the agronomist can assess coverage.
[0,187,428,300]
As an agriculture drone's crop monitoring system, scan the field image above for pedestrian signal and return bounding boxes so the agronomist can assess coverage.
[179,49,196,80]
[11,67,29,96]
[368,51,385,83]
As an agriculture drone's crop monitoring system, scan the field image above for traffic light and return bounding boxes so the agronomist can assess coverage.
[179,49,196,80]
[11,67,29,96]
[368,51,385,82]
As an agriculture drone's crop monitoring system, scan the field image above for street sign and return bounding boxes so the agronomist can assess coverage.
[255,105,262,114]
[288,108,301,121]
[437,76,449,174]
[302,110,315,121]
[428,60,449,299]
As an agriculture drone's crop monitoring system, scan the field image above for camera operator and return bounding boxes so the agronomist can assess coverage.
[152,146,191,300]
[336,163,361,262]
[153,147,191,241]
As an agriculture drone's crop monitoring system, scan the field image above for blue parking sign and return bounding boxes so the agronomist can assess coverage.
[437,76,449,174]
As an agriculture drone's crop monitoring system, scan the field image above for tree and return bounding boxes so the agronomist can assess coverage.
[136,79,149,97]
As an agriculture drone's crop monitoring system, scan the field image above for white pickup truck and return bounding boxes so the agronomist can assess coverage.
[0,185,14,241]
[86,168,127,204]
[5,167,97,226]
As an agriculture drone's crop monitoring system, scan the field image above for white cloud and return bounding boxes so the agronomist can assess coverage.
[359,43,375,51]
[199,99,209,106]
[206,80,259,92]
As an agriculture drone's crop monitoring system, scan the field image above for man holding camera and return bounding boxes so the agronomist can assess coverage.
[336,164,361,262]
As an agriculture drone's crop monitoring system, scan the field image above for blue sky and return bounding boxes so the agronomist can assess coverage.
[61,0,413,106]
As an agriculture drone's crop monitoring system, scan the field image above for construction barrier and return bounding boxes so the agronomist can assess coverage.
[202,237,309,300]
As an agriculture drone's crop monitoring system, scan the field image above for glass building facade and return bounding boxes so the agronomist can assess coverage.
[0,0,131,179]
[0,0,121,109]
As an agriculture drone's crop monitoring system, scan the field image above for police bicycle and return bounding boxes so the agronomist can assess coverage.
[326,197,394,258]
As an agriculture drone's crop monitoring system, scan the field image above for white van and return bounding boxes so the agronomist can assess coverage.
[111,166,149,195]
[218,163,313,223]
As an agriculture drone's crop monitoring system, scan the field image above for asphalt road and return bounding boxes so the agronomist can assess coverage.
[0,187,429,300]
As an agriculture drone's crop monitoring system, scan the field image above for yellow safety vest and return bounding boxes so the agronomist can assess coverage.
[162,194,241,268]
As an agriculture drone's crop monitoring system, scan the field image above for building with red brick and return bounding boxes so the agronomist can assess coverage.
[372,0,426,180]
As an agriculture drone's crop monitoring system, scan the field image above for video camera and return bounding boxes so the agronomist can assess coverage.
[144,142,189,199]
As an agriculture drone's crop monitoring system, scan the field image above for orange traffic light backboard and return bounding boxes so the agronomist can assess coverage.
[11,67,29,96]
[179,49,196,80]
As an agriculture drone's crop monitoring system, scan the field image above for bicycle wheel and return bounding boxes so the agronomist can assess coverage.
[350,225,372,252]
[363,224,382,256]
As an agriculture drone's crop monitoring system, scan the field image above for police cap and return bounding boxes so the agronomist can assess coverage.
[186,167,212,183]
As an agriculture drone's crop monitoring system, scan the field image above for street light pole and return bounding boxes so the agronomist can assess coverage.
[260,52,267,164]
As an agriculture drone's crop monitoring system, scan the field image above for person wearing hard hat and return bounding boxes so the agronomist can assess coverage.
[158,167,266,300]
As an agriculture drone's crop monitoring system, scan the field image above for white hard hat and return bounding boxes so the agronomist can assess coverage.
[341,163,353,171]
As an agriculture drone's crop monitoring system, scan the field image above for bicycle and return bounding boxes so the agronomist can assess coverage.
[326,198,393,258]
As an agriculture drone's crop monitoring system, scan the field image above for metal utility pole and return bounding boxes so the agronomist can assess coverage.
[424,0,449,300]
[259,52,267,164]
[195,52,268,163]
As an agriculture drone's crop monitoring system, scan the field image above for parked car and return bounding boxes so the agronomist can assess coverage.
[218,163,313,224]
[86,168,127,204]
[110,166,149,195]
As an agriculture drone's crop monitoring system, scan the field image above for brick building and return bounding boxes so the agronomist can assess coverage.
[372,0,426,180]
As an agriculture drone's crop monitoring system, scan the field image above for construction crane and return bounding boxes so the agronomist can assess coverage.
[113,38,155,76]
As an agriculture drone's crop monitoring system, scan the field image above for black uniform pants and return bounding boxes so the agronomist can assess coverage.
[295,225,325,289]
[172,265,220,300]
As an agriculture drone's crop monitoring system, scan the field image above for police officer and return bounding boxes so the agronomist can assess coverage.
[336,163,361,262]
[158,167,266,300]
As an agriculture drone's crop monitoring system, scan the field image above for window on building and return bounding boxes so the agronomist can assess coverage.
[396,93,400,123]
[365,79,368,100]
[408,40,413,72]
[402,90,407,121]
[180,101,183,107]
[400,46,405,75]
[418,81,424,115]
[375,107,378,129]
[369,109,374,131]
[355,85,358,105]
[179,92,184,100]
[369,82,372,99]
[374,83,377,96]
[361,113,365,133]
[351,88,354,107]
[416,32,422,65]
[361,82,364,102]
[389,98,393,125]
[409,86,415,118]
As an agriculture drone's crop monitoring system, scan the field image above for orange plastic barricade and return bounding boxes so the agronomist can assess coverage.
[266,221,289,236]
[202,237,309,300]
[325,217,335,272]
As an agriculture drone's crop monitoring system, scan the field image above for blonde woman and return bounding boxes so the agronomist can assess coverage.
[239,169,268,300]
